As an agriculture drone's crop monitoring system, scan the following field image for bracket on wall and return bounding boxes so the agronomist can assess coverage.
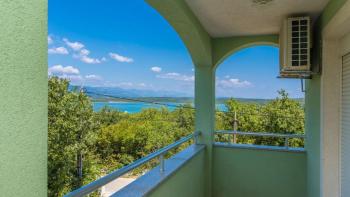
[300,79,305,93]
[277,71,312,79]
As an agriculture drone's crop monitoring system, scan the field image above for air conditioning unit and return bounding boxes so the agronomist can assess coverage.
[279,16,312,78]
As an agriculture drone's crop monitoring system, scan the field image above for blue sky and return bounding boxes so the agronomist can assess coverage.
[48,0,303,99]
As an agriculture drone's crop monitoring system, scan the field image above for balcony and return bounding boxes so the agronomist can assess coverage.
[65,131,306,197]
[3,0,350,197]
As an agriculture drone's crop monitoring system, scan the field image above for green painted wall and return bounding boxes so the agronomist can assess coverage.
[213,147,307,197]
[317,0,348,29]
[0,0,47,196]
[147,149,205,197]
[305,1,348,196]
[305,76,321,197]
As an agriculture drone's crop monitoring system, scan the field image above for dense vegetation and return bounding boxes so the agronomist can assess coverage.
[48,77,304,196]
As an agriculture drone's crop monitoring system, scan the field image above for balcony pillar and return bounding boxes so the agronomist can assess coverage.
[0,1,47,196]
[195,65,215,197]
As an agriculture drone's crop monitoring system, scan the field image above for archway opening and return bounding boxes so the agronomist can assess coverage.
[214,45,305,148]
[48,1,196,196]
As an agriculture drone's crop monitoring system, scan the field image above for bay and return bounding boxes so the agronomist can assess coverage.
[93,102,227,113]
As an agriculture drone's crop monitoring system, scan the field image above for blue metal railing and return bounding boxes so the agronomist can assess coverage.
[215,130,305,149]
[65,131,201,197]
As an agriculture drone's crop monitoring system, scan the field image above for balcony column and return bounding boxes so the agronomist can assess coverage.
[195,65,215,197]
[0,0,47,196]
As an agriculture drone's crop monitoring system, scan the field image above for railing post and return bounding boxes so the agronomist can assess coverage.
[159,154,165,173]
[194,132,199,145]
[285,137,289,149]
[233,111,238,144]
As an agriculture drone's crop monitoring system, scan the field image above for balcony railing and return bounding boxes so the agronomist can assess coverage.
[64,131,201,197]
[215,130,306,150]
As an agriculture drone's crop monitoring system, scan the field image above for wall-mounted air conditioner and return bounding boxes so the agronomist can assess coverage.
[279,16,312,78]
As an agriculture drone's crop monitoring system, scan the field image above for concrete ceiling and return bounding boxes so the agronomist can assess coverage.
[185,0,330,37]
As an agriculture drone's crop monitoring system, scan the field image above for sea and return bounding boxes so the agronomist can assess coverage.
[93,102,227,113]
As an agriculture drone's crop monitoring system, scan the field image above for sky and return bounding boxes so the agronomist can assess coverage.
[48,0,304,99]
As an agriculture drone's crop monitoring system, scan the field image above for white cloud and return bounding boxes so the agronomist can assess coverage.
[109,53,133,63]
[58,74,83,82]
[79,49,90,56]
[217,78,252,88]
[85,74,102,81]
[49,73,83,84]
[63,38,85,51]
[151,66,162,73]
[61,37,104,64]
[157,72,194,82]
[48,36,53,44]
[138,83,146,87]
[48,47,69,55]
[48,65,80,75]
[71,48,102,64]
[52,73,105,85]
[80,56,101,64]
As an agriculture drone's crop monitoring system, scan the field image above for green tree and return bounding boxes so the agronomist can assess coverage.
[259,89,304,146]
[170,104,195,136]
[218,89,304,147]
[95,108,184,174]
[48,77,99,196]
[94,106,125,127]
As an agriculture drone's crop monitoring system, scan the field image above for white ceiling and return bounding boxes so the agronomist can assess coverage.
[185,0,330,37]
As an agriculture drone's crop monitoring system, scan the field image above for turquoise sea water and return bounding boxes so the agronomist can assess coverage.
[93,102,227,113]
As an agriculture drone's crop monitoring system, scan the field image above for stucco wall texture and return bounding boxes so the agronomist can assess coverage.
[213,147,307,197]
[148,149,206,197]
[0,0,47,196]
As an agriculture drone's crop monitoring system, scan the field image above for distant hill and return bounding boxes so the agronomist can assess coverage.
[70,85,192,98]
[70,85,304,105]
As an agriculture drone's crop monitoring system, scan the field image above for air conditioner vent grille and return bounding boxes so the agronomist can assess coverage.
[279,16,311,78]
[290,18,309,67]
